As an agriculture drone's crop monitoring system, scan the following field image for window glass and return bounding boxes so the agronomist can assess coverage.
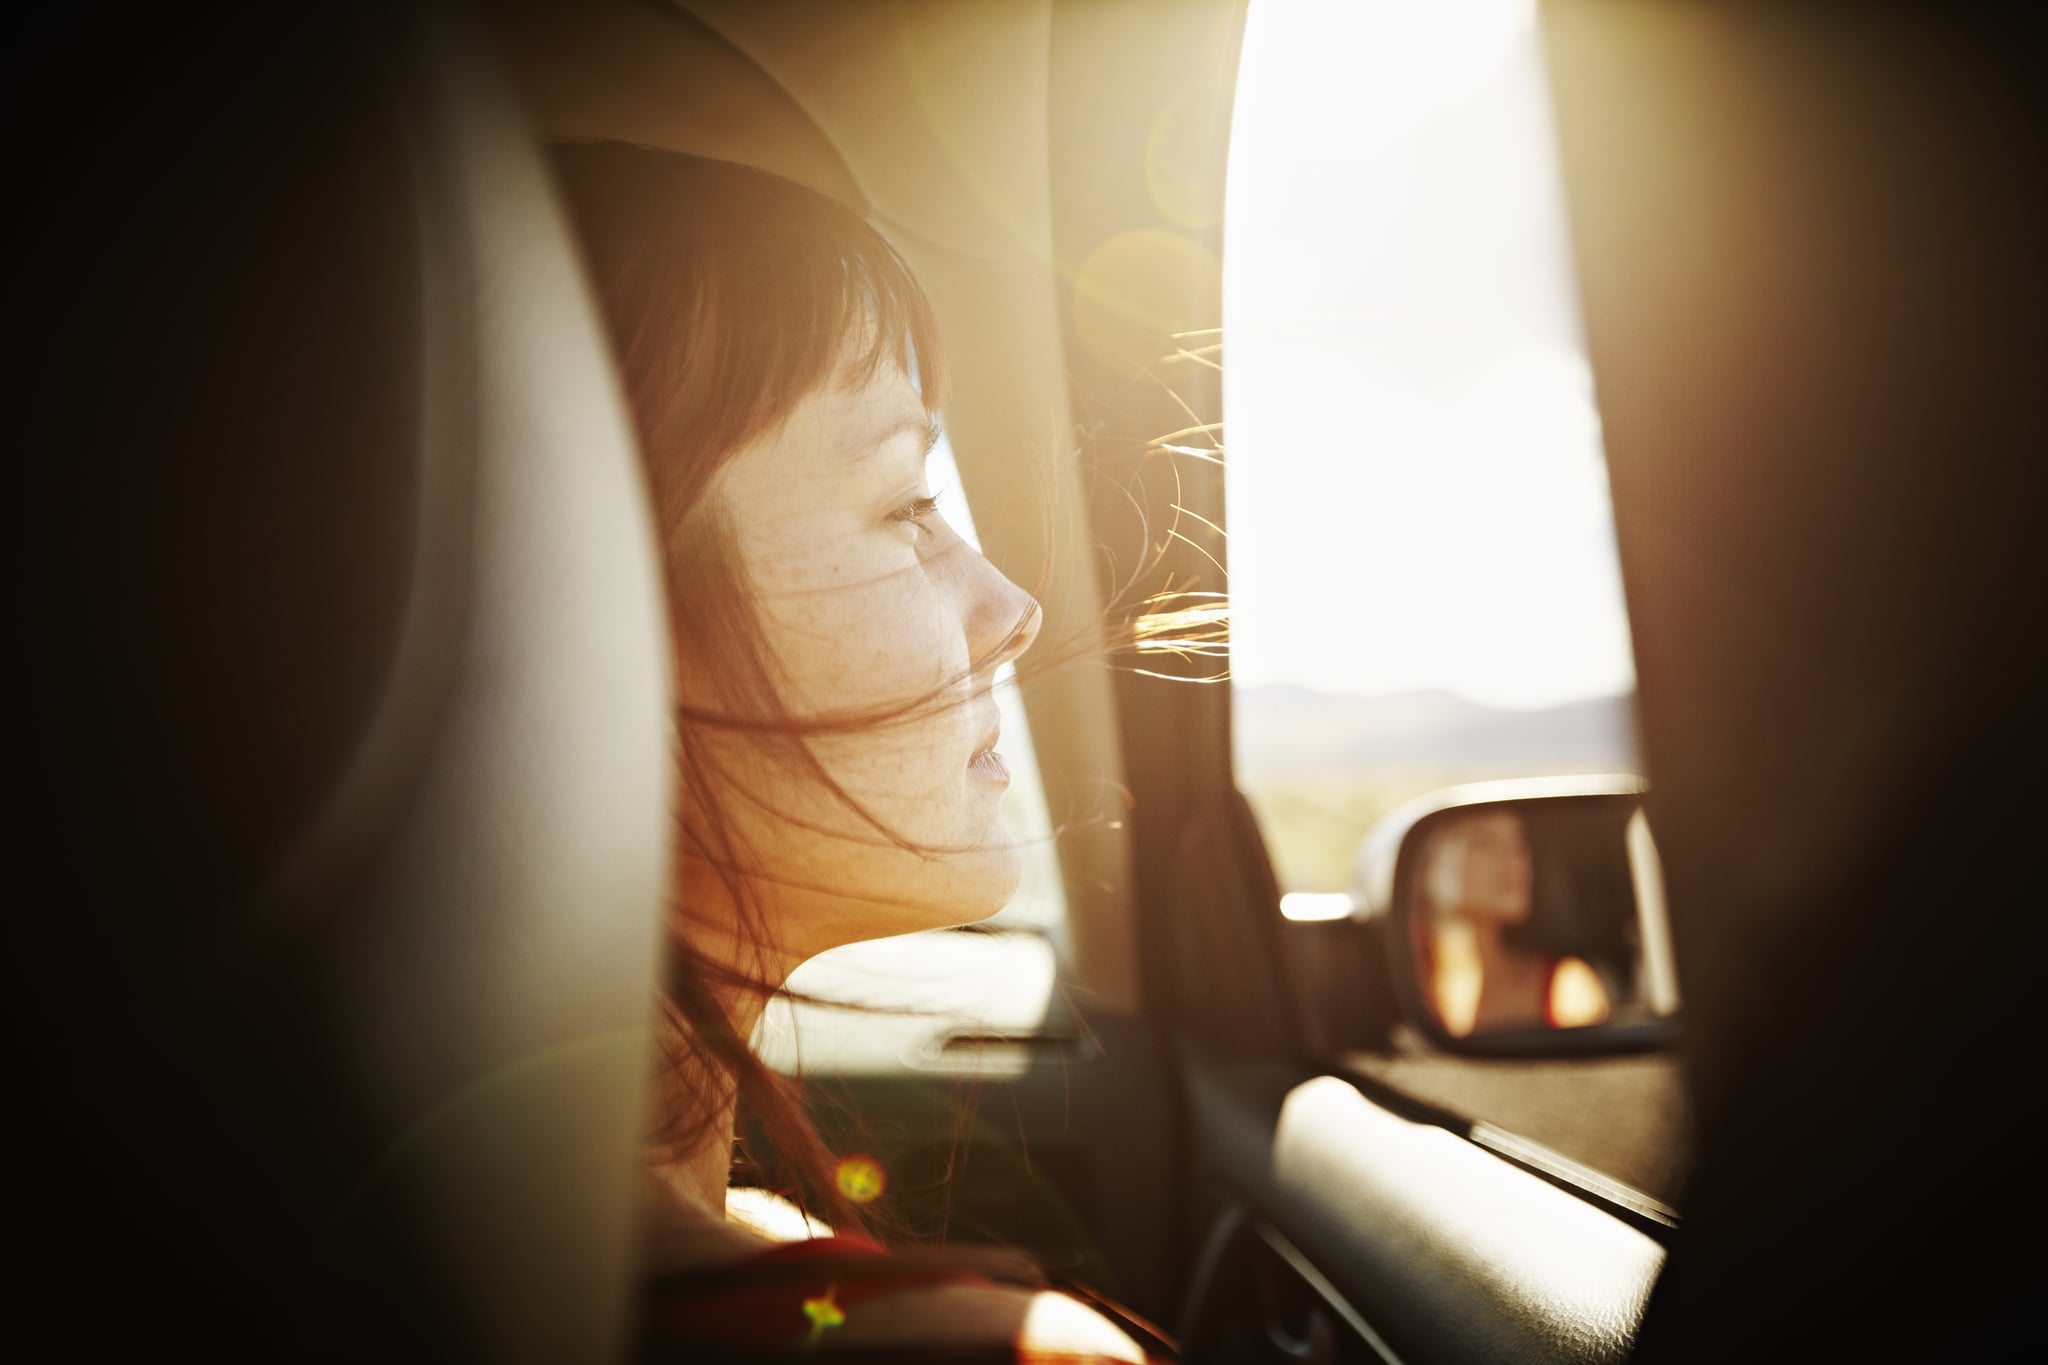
[755,431,1066,1077]
[1224,0,1639,900]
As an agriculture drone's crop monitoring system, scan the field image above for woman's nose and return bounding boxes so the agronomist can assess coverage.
[965,552,1041,673]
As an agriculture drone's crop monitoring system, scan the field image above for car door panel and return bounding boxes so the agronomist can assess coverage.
[1183,1063,1663,1365]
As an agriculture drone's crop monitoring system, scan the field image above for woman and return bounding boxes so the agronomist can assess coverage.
[553,143,1169,1362]
[1414,809,1610,1036]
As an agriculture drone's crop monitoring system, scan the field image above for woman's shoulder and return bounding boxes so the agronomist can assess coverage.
[638,1176,786,1271]
[638,1186,1161,1361]
[816,1278,1152,1361]
[647,1271,1158,1363]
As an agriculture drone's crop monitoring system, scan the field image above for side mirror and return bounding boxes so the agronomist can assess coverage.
[1353,776,1679,1057]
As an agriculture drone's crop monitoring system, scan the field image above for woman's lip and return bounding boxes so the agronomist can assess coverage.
[968,749,1009,782]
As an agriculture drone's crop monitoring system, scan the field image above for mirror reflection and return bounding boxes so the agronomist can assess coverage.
[1405,802,1671,1038]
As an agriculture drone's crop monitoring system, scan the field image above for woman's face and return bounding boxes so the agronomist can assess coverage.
[681,358,1040,961]
[1454,810,1534,923]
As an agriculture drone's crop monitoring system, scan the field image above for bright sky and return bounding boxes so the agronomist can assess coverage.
[1222,0,1636,712]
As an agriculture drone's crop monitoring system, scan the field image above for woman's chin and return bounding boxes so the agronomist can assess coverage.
[888,838,1024,934]
[776,838,1023,958]
[953,840,1025,925]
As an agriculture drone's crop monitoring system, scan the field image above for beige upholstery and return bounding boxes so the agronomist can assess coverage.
[21,4,669,1360]
[300,9,672,1360]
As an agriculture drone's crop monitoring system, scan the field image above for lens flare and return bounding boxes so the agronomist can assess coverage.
[834,1154,887,1205]
[803,1289,846,1344]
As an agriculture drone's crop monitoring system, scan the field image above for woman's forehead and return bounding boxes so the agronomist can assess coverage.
[833,370,933,465]
[713,367,929,512]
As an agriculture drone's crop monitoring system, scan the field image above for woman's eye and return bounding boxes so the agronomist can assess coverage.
[890,492,944,541]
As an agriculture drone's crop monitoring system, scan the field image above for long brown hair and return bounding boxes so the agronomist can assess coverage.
[553,138,1227,1254]
[552,141,995,1238]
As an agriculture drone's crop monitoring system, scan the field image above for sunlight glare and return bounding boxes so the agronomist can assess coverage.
[1224,0,1634,712]
[1280,892,1356,922]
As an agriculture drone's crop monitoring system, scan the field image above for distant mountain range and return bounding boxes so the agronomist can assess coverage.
[1233,684,1636,779]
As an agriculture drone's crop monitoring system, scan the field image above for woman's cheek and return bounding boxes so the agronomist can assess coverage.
[765,545,937,690]
[838,568,965,698]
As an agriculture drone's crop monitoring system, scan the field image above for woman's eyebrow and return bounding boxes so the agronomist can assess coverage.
[845,407,940,463]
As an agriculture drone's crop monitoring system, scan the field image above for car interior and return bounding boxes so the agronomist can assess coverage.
[17,2,2037,1363]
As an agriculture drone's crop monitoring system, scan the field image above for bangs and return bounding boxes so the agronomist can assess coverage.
[694,189,944,442]
[827,234,945,410]
[553,142,945,522]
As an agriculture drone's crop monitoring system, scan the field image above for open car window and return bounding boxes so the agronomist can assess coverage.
[1222,0,1684,1209]
[1225,0,1638,889]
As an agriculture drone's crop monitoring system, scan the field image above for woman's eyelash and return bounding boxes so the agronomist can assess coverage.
[891,491,944,535]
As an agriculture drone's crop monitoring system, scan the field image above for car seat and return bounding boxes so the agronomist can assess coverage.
[16,5,669,1361]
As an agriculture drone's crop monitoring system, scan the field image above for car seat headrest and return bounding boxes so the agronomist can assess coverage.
[20,6,670,1361]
